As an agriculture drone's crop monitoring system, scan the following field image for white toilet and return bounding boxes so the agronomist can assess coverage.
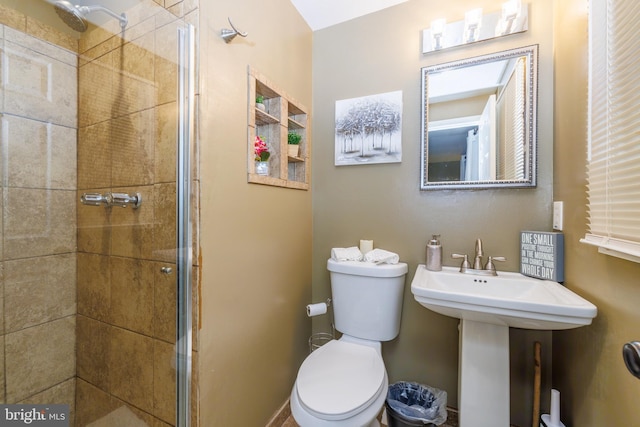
[291,258,408,427]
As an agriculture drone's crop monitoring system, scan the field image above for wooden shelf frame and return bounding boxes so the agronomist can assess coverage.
[248,67,310,190]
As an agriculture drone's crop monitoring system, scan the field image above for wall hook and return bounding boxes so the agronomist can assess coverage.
[221,17,247,43]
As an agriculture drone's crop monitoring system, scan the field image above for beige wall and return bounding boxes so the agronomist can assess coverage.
[312,1,554,426]
[553,1,640,425]
[197,0,313,425]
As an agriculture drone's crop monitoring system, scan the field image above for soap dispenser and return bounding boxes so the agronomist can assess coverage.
[426,234,442,271]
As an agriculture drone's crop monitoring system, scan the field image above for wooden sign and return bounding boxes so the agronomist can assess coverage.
[520,231,564,282]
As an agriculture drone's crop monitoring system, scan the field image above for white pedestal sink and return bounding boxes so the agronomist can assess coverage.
[411,265,597,427]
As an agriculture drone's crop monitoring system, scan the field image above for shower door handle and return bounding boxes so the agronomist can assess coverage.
[80,193,109,206]
[80,192,142,209]
[109,192,142,209]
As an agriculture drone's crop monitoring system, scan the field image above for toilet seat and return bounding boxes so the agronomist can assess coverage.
[296,340,385,421]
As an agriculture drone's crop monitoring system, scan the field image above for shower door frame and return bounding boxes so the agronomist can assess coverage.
[177,23,195,427]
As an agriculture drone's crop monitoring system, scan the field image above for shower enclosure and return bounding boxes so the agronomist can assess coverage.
[0,0,197,425]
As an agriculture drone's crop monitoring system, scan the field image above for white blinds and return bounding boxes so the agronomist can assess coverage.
[582,0,640,262]
[496,57,526,180]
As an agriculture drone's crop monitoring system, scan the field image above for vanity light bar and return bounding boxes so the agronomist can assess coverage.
[423,1,528,53]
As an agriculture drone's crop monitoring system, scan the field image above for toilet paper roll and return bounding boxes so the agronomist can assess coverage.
[306,303,327,317]
[360,239,374,254]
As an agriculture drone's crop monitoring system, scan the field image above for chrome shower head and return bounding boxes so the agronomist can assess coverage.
[54,1,87,32]
[53,1,128,33]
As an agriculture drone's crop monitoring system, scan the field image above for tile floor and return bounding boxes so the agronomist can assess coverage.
[280,407,459,427]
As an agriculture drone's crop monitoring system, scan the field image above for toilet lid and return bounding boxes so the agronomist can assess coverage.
[296,340,385,420]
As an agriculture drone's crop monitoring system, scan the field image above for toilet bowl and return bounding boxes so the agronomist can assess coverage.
[291,337,387,427]
[291,259,408,427]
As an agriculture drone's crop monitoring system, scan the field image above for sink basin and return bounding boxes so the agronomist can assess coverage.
[411,265,597,330]
[410,265,597,427]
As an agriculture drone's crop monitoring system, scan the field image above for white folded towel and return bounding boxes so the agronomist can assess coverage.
[364,248,400,264]
[331,247,364,261]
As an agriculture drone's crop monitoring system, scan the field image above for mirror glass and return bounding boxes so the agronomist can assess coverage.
[420,45,538,189]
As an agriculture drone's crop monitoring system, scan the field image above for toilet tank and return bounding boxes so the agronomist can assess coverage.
[327,259,408,341]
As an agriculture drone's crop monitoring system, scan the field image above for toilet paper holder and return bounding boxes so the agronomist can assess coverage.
[307,298,335,353]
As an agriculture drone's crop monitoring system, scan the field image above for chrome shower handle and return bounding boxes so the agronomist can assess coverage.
[80,192,109,206]
[80,192,142,209]
[108,192,142,209]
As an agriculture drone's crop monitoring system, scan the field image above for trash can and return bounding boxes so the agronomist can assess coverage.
[385,382,447,427]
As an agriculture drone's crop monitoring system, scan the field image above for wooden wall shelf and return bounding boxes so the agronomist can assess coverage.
[248,67,310,190]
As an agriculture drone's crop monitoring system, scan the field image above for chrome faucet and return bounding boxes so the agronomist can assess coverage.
[452,238,506,276]
[473,238,484,270]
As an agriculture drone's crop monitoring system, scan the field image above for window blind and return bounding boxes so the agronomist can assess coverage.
[581,0,640,262]
[496,57,526,180]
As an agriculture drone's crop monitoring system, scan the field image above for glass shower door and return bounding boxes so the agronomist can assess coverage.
[0,1,195,426]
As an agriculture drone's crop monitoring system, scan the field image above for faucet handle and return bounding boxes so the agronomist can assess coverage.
[452,253,471,272]
[484,256,506,273]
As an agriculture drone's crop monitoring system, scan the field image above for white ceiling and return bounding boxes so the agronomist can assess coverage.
[290,0,410,31]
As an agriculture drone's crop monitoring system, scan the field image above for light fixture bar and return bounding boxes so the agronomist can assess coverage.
[422,2,528,54]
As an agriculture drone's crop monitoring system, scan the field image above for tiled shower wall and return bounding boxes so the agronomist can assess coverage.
[75,1,199,426]
[0,1,199,426]
[0,9,79,419]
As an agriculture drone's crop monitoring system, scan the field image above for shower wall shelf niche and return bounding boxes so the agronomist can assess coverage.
[248,67,309,190]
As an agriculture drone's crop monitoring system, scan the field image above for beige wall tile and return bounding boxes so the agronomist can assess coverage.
[3,188,76,259]
[122,32,155,81]
[78,121,112,190]
[155,102,177,183]
[25,17,77,53]
[165,0,181,10]
[2,38,76,128]
[153,339,176,424]
[2,114,77,190]
[109,327,154,413]
[121,16,156,47]
[18,378,76,426]
[5,316,75,402]
[79,36,120,66]
[4,26,76,66]
[153,183,176,263]
[79,24,119,54]
[110,186,154,259]
[0,7,26,32]
[77,195,112,255]
[111,110,155,187]
[112,64,157,119]
[78,53,113,128]
[153,261,176,343]
[109,257,154,335]
[77,253,111,321]
[153,21,178,105]
[76,315,110,391]
[4,253,76,333]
